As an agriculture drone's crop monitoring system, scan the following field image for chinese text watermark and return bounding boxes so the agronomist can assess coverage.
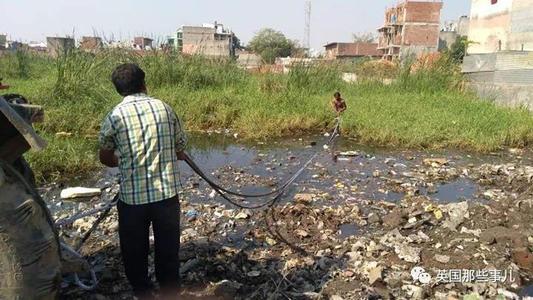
[411,267,515,285]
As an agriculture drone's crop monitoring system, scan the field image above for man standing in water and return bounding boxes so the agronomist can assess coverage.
[99,63,187,299]
[330,91,346,162]
[331,91,347,115]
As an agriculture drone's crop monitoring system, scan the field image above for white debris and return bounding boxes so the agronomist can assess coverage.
[395,244,421,263]
[435,254,450,264]
[234,210,251,219]
[60,187,101,199]
[338,151,359,157]
[247,270,261,277]
[442,201,469,231]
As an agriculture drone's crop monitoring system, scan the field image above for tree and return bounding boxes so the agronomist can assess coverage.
[352,32,377,43]
[448,36,470,63]
[248,28,295,64]
[232,34,243,50]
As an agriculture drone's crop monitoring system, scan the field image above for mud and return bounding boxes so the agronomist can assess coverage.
[43,134,533,299]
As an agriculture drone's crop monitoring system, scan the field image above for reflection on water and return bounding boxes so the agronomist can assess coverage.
[338,223,359,239]
[47,132,531,212]
[430,178,478,203]
[179,133,484,204]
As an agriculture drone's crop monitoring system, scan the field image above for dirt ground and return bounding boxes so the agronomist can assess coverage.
[52,146,533,300]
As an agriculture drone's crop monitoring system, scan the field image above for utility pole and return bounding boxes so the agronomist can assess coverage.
[304,0,311,51]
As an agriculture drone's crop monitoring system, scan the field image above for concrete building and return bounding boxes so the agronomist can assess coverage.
[236,50,262,70]
[468,0,533,54]
[0,35,6,50]
[133,37,153,50]
[323,42,381,59]
[439,16,470,50]
[456,16,471,37]
[28,41,47,52]
[46,37,75,57]
[80,36,103,51]
[171,22,236,57]
[462,0,533,109]
[275,57,320,74]
[463,51,533,108]
[378,0,443,60]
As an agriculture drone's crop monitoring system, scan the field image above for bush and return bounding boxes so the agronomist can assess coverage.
[0,50,50,79]
[396,52,463,93]
[248,29,295,64]
[287,62,343,94]
[355,59,398,81]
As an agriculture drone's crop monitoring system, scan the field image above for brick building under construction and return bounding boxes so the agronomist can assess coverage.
[378,0,443,60]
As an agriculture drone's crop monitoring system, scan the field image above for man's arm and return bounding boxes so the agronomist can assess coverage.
[99,149,119,167]
[172,109,188,161]
[98,114,118,167]
[340,101,347,113]
[176,150,189,161]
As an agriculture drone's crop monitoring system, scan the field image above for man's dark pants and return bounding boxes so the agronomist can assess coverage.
[117,196,180,297]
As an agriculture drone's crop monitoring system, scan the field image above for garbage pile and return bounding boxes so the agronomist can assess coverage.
[44,145,533,299]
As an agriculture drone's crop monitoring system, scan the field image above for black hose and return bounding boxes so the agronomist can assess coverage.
[183,119,341,210]
[75,194,119,251]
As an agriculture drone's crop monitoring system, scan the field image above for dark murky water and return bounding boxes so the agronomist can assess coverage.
[43,132,533,214]
[520,284,533,297]
[338,223,359,239]
[179,134,485,205]
[429,178,478,202]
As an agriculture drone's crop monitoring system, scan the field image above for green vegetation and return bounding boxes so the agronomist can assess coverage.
[444,36,470,63]
[248,28,296,63]
[1,50,532,181]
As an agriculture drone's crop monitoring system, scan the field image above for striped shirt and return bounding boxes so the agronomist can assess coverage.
[99,93,187,205]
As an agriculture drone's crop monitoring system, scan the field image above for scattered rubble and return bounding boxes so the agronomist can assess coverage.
[45,138,533,299]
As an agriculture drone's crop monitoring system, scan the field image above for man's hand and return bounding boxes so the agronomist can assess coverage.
[176,150,189,161]
[99,148,119,167]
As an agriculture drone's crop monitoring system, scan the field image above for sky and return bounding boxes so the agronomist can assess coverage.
[1,0,471,50]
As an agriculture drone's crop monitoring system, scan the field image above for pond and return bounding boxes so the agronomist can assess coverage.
[42,132,533,216]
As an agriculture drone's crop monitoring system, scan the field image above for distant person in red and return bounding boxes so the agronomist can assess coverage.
[331,92,346,116]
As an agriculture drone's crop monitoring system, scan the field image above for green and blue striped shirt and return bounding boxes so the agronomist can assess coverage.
[99,93,187,205]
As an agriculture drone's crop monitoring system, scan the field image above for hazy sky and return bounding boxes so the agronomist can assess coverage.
[1,0,471,50]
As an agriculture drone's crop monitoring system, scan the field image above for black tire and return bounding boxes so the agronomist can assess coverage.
[0,166,61,299]
[12,157,36,187]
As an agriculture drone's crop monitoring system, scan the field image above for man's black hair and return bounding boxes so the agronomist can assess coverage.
[111,63,146,97]
[334,91,341,98]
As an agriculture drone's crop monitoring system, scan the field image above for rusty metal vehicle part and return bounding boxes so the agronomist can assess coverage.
[0,95,62,299]
[0,160,62,299]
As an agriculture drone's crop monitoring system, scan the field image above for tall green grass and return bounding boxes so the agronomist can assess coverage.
[1,50,532,181]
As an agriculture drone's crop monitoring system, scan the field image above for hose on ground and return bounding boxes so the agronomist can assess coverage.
[61,243,98,290]
[55,196,118,227]
[183,118,341,210]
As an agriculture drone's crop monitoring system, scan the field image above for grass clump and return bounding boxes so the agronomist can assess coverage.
[1,50,532,181]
